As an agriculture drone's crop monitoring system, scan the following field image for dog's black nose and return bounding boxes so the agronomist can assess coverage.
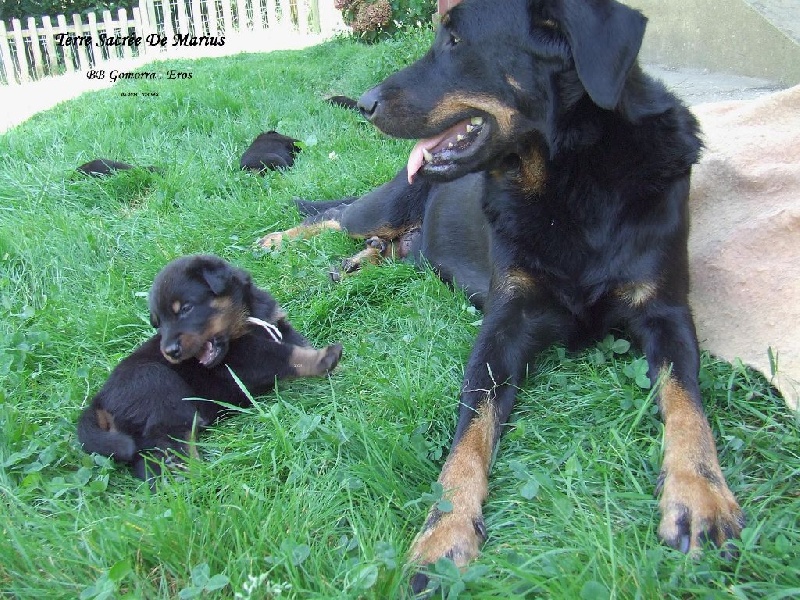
[357,88,380,121]
[162,341,182,360]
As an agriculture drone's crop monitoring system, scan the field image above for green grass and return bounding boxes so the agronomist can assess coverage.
[1,28,799,599]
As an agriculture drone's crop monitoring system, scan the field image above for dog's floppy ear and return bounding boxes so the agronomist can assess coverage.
[199,258,251,295]
[557,0,646,109]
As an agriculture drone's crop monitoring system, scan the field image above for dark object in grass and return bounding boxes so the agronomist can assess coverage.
[77,158,160,176]
[260,0,745,591]
[239,130,302,174]
[326,95,359,110]
[77,254,342,486]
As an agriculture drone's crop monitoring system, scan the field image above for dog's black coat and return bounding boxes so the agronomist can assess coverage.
[77,255,341,482]
[277,0,743,590]
[77,159,160,176]
[240,130,302,174]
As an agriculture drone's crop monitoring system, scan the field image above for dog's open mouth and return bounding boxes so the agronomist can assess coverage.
[407,116,488,183]
[196,338,224,367]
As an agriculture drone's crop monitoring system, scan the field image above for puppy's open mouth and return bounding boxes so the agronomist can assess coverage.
[196,338,224,367]
[407,116,488,183]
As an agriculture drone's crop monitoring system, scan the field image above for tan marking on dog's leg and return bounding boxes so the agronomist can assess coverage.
[409,402,496,568]
[290,344,343,377]
[495,268,536,297]
[616,281,658,308]
[657,373,743,552]
[340,237,388,274]
[258,219,343,249]
[96,408,115,431]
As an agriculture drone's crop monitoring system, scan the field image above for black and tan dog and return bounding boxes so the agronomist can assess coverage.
[240,130,302,174]
[77,254,342,483]
[260,0,744,591]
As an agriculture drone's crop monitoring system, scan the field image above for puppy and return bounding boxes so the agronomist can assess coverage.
[77,254,342,483]
[77,159,160,176]
[240,131,302,174]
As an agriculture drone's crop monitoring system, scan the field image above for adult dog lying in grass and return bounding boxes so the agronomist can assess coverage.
[261,0,744,591]
[77,254,342,484]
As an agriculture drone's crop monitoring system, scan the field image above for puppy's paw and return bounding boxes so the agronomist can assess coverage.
[409,508,486,596]
[657,467,744,557]
[290,344,342,377]
[320,343,343,373]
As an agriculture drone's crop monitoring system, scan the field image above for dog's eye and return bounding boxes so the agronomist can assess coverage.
[178,303,193,316]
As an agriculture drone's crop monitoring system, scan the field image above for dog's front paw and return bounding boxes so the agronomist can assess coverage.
[258,231,285,249]
[408,508,487,596]
[657,467,744,556]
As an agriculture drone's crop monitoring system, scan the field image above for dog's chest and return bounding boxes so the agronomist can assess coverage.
[483,183,648,309]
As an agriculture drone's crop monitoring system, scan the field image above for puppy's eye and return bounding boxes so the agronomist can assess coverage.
[178,303,193,316]
[447,31,461,46]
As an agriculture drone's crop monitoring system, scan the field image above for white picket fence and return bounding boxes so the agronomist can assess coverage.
[0,0,345,85]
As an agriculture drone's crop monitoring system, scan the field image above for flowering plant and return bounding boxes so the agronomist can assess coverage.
[335,0,435,42]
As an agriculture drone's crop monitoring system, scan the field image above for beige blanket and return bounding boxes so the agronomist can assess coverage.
[689,85,800,409]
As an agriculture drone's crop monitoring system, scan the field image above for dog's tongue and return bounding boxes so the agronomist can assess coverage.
[197,341,215,366]
[407,136,445,184]
[406,117,483,184]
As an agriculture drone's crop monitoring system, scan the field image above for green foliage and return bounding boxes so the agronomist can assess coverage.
[1,29,799,599]
[337,0,436,43]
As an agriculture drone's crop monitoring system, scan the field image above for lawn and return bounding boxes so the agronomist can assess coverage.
[1,27,798,599]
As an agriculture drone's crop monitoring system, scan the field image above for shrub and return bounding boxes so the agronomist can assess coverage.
[336,0,436,42]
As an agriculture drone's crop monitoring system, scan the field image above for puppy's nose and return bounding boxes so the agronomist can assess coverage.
[357,87,381,121]
[162,341,182,361]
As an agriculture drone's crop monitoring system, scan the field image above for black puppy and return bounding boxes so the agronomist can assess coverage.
[240,131,302,174]
[77,159,160,176]
[262,0,744,590]
[77,254,342,482]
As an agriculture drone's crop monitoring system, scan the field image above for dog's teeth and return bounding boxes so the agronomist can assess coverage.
[448,142,455,148]
[422,148,434,162]
[456,134,465,142]
[466,125,474,133]
[471,117,484,126]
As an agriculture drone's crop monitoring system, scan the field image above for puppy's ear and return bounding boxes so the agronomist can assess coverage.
[150,312,159,328]
[558,0,646,109]
[200,259,251,295]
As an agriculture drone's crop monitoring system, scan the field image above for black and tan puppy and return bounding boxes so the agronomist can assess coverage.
[77,254,342,483]
[240,131,302,174]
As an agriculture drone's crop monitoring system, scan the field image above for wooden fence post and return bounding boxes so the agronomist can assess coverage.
[0,21,17,84]
[11,20,29,83]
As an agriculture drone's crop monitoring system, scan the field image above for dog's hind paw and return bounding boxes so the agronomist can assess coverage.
[657,467,745,557]
[289,343,343,377]
[320,343,343,373]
